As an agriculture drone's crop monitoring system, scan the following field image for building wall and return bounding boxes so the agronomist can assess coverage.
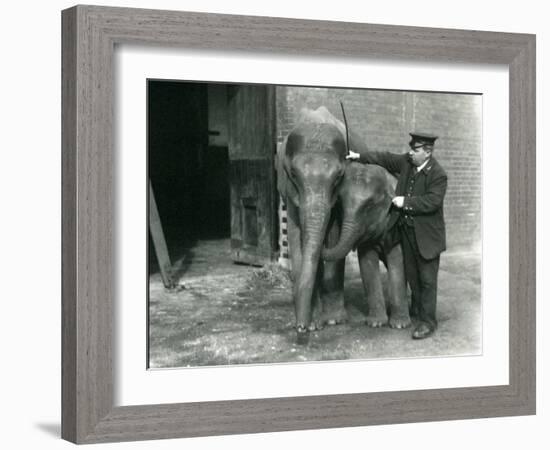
[275,85,482,251]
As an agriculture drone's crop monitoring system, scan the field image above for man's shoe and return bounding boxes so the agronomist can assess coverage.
[412,322,435,340]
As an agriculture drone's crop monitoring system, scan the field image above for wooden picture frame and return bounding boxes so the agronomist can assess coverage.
[61,5,536,444]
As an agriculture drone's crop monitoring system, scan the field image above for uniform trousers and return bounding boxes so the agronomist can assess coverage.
[399,224,440,328]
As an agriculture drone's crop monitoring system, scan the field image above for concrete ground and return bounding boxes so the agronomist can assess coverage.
[148,239,481,368]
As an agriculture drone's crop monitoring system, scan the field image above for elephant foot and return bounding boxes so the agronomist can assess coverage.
[321,309,347,326]
[388,314,411,329]
[296,325,310,345]
[365,311,388,328]
[308,321,324,331]
[308,301,326,331]
[321,293,347,326]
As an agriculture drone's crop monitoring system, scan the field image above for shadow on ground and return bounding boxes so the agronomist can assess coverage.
[35,423,60,438]
[148,240,481,368]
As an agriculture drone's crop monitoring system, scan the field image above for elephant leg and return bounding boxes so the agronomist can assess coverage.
[286,201,315,342]
[286,202,306,336]
[320,211,346,326]
[358,243,388,327]
[321,259,346,325]
[384,244,411,329]
[286,201,302,283]
[308,262,324,331]
[308,231,344,331]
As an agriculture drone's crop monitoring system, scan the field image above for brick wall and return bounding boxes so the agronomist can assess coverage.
[275,86,482,252]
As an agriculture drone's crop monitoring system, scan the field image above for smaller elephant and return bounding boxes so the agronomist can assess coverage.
[323,161,411,329]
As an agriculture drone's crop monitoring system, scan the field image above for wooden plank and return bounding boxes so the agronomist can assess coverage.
[508,36,536,411]
[62,5,115,442]
[61,6,77,443]
[148,181,175,289]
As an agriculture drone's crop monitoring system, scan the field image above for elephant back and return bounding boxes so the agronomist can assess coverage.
[384,169,397,197]
[344,162,391,204]
[295,106,346,136]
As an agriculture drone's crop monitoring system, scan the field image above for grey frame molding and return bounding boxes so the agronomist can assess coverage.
[61,5,536,444]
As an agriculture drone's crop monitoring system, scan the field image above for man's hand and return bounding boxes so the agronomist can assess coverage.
[346,150,360,160]
[392,196,405,208]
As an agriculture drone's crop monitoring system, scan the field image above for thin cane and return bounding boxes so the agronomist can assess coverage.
[340,100,350,156]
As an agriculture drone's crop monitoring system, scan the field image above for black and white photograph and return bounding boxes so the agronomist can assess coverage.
[2,0,545,447]
[147,81,482,368]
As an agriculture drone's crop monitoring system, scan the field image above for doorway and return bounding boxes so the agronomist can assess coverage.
[147,80,278,279]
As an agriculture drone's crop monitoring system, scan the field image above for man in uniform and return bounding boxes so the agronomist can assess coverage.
[347,132,447,339]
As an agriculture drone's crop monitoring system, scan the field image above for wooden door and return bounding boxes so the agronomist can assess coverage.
[227,85,277,266]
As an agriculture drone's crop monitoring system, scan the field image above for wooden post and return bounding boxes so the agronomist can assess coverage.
[148,180,175,289]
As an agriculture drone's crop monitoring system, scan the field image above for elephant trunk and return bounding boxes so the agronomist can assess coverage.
[322,218,361,261]
[294,192,331,329]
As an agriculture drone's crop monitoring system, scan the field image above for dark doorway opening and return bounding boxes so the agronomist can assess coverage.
[148,80,231,275]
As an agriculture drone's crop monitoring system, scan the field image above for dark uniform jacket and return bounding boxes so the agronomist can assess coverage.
[357,150,447,260]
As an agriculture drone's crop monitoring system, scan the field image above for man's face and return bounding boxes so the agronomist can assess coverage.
[408,140,431,167]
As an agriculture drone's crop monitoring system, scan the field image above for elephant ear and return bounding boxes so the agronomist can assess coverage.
[276,139,299,205]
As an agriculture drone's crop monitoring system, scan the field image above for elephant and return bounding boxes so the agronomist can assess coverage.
[276,107,348,344]
[322,161,411,329]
